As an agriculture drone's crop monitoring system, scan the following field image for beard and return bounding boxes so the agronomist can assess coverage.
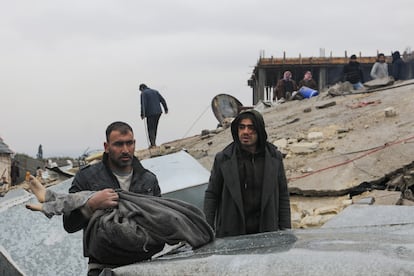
[109,152,133,169]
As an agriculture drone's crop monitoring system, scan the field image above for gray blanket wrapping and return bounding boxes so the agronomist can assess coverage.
[84,190,214,265]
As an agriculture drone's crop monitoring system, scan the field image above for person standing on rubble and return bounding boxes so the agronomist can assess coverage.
[139,84,168,149]
[63,121,162,276]
[204,109,291,238]
[370,53,389,80]
[343,54,365,90]
[391,51,405,81]
[273,71,298,101]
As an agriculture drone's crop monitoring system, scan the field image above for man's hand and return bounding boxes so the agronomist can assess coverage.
[87,188,119,212]
[141,115,145,120]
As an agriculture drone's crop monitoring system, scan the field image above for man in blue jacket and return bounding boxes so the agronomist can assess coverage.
[139,84,168,149]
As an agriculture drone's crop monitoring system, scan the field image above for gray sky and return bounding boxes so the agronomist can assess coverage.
[0,0,412,158]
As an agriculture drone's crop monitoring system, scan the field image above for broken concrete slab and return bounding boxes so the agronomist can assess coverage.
[323,204,414,228]
[352,190,402,205]
[288,142,319,154]
[364,76,394,89]
[141,150,210,209]
[0,179,87,275]
[107,213,414,275]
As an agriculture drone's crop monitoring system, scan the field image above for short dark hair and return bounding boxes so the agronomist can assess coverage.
[378,53,385,58]
[350,54,357,60]
[105,121,133,142]
[139,84,148,91]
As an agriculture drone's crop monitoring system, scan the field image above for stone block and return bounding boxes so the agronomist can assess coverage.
[301,215,323,228]
[307,132,324,141]
[273,138,288,149]
[314,206,339,215]
[384,107,397,117]
[289,142,319,154]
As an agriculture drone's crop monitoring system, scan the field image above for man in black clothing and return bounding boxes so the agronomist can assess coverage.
[392,51,405,81]
[63,121,161,275]
[204,110,291,238]
[343,54,364,90]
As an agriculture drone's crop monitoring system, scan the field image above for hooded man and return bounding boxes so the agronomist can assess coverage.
[392,51,405,81]
[203,109,291,238]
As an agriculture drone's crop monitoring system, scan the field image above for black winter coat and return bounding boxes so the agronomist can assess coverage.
[204,142,291,238]
[63,153,160,258]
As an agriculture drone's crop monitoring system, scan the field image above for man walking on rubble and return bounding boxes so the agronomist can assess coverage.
[204,109,291,238]
[139,84,168,149]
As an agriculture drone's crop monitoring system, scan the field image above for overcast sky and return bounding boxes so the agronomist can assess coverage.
[0,0,412,158]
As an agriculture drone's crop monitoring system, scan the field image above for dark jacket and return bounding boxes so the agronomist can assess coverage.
[63,153,160,238]
[343,61,364,84]
[203,110,291,238]
[298,79,318,90]
[392,52,405,81]
[273,79,298,100]
[140,87,168,117]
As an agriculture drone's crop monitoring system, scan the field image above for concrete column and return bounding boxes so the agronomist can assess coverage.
[318,67,326,91]
[255,68,266,104]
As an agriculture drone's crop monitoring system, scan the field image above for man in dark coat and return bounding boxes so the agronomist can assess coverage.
[343,54,364,90]
[63,121,162,275]
[203,109,291,238]
[139,84,168,149]
[392,51,405,81]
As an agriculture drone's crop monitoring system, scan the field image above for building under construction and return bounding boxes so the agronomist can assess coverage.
[248,50,414,104]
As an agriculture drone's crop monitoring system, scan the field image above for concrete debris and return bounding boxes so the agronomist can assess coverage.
[133,79,414,230]
[314,206,339,216]
[315,101,336,109]
[307,132,324,141]
[363,76,394,89]
[289,142,319,154]
[355,197,375,205]
[272,138,288,150]
[384,107,397,117]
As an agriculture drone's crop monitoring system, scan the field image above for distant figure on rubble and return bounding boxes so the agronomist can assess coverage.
[37,144,43,160]
[11,160,20,186]
[204,109,291,238]
[139,84,168,149]
[343,54,364,90]
[273,71,298,101]
[298,71,318,90]
[391,51,405,81]
[370,53,389,79]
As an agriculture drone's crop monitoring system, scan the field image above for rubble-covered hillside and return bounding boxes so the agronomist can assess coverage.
[142,79,414,228]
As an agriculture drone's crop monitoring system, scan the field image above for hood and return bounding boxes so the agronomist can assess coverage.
[230,109,268,151]
[392,51,401,60]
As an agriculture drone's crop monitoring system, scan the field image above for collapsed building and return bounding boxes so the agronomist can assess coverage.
[248,50,414,104]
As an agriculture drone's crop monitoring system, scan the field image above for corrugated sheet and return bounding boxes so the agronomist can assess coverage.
[0,138,13,154]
